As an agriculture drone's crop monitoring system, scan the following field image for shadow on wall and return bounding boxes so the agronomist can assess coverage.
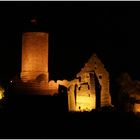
[35,74,47,83]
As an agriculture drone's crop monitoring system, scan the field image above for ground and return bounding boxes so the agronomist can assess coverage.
[0,94,140,138]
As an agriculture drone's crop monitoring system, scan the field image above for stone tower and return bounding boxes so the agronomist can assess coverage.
[21,32,49,82]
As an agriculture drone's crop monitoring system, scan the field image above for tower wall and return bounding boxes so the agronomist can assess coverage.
[21,32,49,82]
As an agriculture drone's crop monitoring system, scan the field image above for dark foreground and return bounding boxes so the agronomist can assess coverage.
[0,94,140,139]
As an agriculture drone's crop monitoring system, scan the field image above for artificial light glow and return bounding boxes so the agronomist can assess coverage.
[133,103,140,113]
[0,86,4,100]
[21,32,49,82]
[76,94,95,112]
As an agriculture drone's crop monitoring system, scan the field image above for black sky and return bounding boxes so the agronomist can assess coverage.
[0,1,140,87]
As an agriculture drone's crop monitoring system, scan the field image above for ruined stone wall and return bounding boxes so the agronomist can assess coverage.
[74,73,96,111]
[68,85,76,111]
[76,54,112,107]
[20,31,111,110]
[89,73,96,109]
[67,79,78,111]
[21,32,49,82]
[75,84,95,112]
[68,54,112,112]
[67,73,96,112]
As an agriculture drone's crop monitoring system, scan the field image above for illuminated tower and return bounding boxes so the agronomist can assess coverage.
[21,32,49,82]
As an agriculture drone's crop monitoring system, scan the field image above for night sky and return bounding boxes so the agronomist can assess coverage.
[0,1,140,88]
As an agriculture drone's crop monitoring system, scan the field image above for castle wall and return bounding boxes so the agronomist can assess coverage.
[68,85,76,111]
[20,31,112,111]
[76,54,112,107]
[75,84,95,112]
[89,73,96,109]
[67,74,96,112]
[68,54,112,112]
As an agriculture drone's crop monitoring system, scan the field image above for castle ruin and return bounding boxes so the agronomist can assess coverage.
[20,32,112,112]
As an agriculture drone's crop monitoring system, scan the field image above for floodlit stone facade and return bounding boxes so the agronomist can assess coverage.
[20,32,112,112]
[21,32,49,82]
[68,54,112,112]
